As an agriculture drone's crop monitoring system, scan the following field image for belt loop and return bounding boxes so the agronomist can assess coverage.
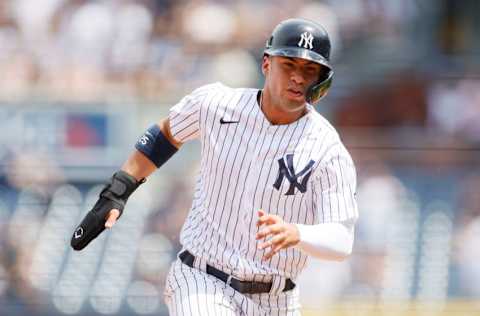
[193,256,205,271]
[269,276,285,296]
[193,254,206,272]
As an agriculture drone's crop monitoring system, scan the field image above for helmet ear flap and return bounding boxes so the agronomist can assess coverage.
[306,70,333,104]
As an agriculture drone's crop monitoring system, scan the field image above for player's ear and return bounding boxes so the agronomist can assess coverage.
[261,55,270,76]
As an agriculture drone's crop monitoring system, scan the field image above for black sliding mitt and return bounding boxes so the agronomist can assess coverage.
[70,170,144,251]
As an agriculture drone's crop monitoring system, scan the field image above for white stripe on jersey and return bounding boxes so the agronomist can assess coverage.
[169,82,358,281]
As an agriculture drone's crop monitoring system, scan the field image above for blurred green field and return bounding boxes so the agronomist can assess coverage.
[302,301,480,316]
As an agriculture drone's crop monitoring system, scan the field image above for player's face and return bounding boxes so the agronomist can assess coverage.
[263,56,323,112]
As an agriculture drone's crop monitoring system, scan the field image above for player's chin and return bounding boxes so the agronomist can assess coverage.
[283,94,306,111]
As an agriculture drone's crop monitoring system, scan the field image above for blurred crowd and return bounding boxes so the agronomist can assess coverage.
[0,0,429,101]
[1,0,480,315]
[0,0,478,141]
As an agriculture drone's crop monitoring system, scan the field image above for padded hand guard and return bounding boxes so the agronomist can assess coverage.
[70,170,144,251]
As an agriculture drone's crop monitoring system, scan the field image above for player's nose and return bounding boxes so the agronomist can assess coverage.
[290,70,306,86]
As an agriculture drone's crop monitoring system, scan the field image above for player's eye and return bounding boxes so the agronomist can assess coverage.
[305,67,318,74]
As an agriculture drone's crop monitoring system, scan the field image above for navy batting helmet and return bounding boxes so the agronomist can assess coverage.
[264,18,333,104]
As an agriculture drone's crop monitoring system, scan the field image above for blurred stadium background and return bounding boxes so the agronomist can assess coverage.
[0,0,479,315]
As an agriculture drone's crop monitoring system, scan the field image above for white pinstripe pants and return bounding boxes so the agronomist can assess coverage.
[164,259,301,315]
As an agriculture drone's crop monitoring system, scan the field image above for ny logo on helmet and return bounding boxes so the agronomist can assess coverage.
[297,32,314,49]
[273,154,315,195]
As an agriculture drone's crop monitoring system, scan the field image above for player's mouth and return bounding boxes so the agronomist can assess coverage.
[286,88,304,100]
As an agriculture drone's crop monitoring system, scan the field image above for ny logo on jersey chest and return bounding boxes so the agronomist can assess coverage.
[273,154,315,195]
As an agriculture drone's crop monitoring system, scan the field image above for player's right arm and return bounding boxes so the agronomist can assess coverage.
[70,117,182,250]
[104,117,182,227]
[121,118,182,181]
[71,83,214,251]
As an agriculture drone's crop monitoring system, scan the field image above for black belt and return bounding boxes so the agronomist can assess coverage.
[179,250,295,294]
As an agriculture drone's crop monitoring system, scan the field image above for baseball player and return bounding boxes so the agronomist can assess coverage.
[71,18,358,315]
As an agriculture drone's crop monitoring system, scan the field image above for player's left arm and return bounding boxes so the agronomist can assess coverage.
[256,146,358,261]
[256,212,355,262]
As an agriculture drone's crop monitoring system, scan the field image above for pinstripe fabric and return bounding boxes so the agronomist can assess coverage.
[164,259,301,315]
[166,82,358,314]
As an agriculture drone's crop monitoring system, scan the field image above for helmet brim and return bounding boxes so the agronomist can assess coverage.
[264,47,332,70]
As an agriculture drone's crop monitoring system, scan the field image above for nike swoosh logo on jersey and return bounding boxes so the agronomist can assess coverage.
[220,118,240,124]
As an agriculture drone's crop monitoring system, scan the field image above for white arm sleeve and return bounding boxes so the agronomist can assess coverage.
[295,219,355,260]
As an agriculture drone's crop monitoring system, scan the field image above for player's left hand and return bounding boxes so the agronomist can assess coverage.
[256,209,300,261]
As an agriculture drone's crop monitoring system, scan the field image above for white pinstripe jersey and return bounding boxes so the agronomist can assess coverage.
[168,82,358,281]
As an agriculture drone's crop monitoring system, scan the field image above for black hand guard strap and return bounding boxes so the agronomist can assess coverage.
[70,170,145,251]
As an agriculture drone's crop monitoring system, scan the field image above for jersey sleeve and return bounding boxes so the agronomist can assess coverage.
[311,144,358,224]
[168,84,215,143]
